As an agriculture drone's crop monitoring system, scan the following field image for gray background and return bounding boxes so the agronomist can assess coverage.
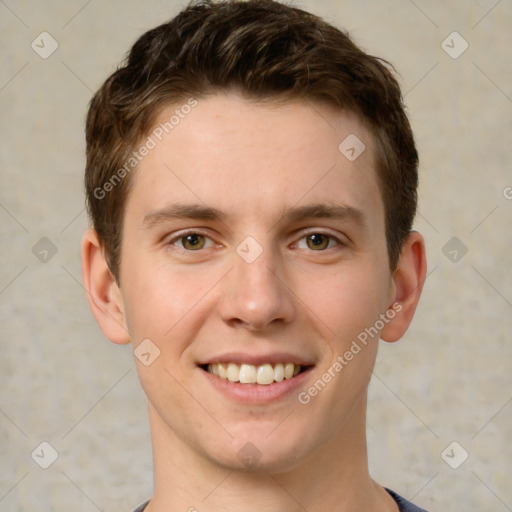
[1,0,511,510]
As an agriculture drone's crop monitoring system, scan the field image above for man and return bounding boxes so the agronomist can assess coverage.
[81,1,428,510]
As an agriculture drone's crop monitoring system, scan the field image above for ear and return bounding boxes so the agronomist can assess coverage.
[81,228,130,345]
[380,231,427,343]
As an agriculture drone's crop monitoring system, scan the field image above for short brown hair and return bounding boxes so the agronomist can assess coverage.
[85,0,418,281]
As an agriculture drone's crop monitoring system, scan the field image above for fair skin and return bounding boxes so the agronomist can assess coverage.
[82,94,426,512]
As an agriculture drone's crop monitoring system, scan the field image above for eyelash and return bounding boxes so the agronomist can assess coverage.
[168,229,345,252]
[169,230,215,251]
[293,230,344,251]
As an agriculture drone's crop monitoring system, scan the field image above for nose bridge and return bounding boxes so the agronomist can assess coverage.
[219,239,295,329]
[236,245,279,294]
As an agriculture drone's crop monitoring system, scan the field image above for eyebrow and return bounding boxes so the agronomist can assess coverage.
[141,202,366,230]
[142,204,226,229]
[278,203,366,227]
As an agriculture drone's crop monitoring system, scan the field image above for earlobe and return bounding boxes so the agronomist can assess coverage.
[380,231,427,343]
[81,229,130,345]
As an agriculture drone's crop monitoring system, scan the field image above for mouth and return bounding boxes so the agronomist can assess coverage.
[200,362,310,385]
[197,353,316,403]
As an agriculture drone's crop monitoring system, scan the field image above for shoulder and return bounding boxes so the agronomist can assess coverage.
[131,501,150,512]
[386,488,429,512]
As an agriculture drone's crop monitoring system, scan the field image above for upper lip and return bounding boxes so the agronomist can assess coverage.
[197,352,316,366]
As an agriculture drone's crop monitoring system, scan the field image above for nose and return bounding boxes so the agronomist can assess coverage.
[217,246,296,331]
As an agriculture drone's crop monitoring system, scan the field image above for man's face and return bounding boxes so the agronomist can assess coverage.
[118,94,395,471]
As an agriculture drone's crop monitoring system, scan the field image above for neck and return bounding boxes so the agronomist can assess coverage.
[144,396,397,512]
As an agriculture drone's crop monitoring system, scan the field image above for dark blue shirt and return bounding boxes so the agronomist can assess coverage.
[132,489,428,511]
[386,488,428,511]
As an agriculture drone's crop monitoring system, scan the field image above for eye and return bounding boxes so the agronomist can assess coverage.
[296,232,340,251]
[173,233,213,251]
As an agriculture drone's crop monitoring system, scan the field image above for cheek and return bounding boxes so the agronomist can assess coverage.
[298,261,391,348]
[120,258,221,346]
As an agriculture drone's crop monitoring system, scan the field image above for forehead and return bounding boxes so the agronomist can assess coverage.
[127,94,383,226]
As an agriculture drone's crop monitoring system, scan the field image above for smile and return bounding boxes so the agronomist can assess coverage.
[205,362,304,385]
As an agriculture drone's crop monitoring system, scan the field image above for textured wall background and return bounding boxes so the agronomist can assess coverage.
[1,0,511,511]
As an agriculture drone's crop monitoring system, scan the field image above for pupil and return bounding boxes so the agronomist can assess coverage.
[185,234,203,249]
[307,234,328,250]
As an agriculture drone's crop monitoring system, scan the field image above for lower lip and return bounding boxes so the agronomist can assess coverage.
[199,366,313,404]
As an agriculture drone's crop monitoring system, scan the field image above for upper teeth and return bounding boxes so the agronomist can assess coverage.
[207,362,301,385]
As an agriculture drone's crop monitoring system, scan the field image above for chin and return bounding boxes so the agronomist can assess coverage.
[202,424,317,475]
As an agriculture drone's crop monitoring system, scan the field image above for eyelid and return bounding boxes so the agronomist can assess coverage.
[166,229,217,249]
[164,227,348,251]
[293,228,348,246]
